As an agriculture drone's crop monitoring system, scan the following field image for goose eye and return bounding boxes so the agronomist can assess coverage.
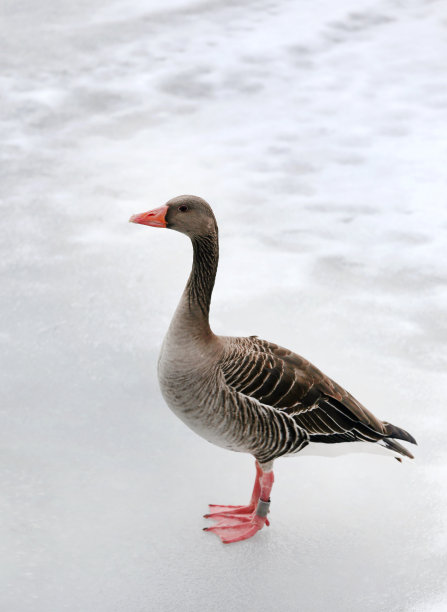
[178,205,189,212]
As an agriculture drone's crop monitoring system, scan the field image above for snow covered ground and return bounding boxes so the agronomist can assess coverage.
[2,0,447,610]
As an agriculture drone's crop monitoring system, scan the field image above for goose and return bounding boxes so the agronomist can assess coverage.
[130,195,417,544]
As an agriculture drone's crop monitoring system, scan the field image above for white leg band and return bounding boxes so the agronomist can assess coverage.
[256,499,271,518]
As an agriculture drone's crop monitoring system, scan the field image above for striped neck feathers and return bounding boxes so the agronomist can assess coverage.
[185,230,219,323]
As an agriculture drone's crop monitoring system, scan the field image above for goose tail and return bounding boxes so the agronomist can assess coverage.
[380,422,417,460]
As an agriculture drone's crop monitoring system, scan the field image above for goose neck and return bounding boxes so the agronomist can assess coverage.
[185,231,219,325]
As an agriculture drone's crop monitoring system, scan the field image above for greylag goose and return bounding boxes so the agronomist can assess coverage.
[130,195,416,544]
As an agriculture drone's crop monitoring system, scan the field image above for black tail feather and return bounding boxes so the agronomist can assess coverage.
[383,422,417,446]
[381,438,415,460]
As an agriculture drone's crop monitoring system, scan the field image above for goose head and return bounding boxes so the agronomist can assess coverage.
[130,195,217,238]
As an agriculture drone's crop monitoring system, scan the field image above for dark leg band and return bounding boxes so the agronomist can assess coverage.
[256,499,271,518]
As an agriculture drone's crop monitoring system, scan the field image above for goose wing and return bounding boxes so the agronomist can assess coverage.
[221,337,393,445]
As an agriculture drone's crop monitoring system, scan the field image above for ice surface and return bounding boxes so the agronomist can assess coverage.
[1,0,447,610]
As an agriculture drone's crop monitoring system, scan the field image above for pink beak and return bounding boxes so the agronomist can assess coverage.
[129,205,168,228]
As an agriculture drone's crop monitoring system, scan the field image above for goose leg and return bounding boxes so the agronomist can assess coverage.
[204,460,262,519]
[204,462,274,544]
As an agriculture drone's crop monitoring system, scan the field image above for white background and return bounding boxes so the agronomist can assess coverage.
[1,0,446,610]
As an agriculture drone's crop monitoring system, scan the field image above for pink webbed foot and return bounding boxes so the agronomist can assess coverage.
[204,514,267,544]
[203,461,274,543]
[204,504,270,526]
[206,503,252,515]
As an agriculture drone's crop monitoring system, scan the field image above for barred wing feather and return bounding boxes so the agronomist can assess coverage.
[222,337,416,453]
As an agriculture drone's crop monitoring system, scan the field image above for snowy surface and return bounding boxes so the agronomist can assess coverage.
[2,0,447,610]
